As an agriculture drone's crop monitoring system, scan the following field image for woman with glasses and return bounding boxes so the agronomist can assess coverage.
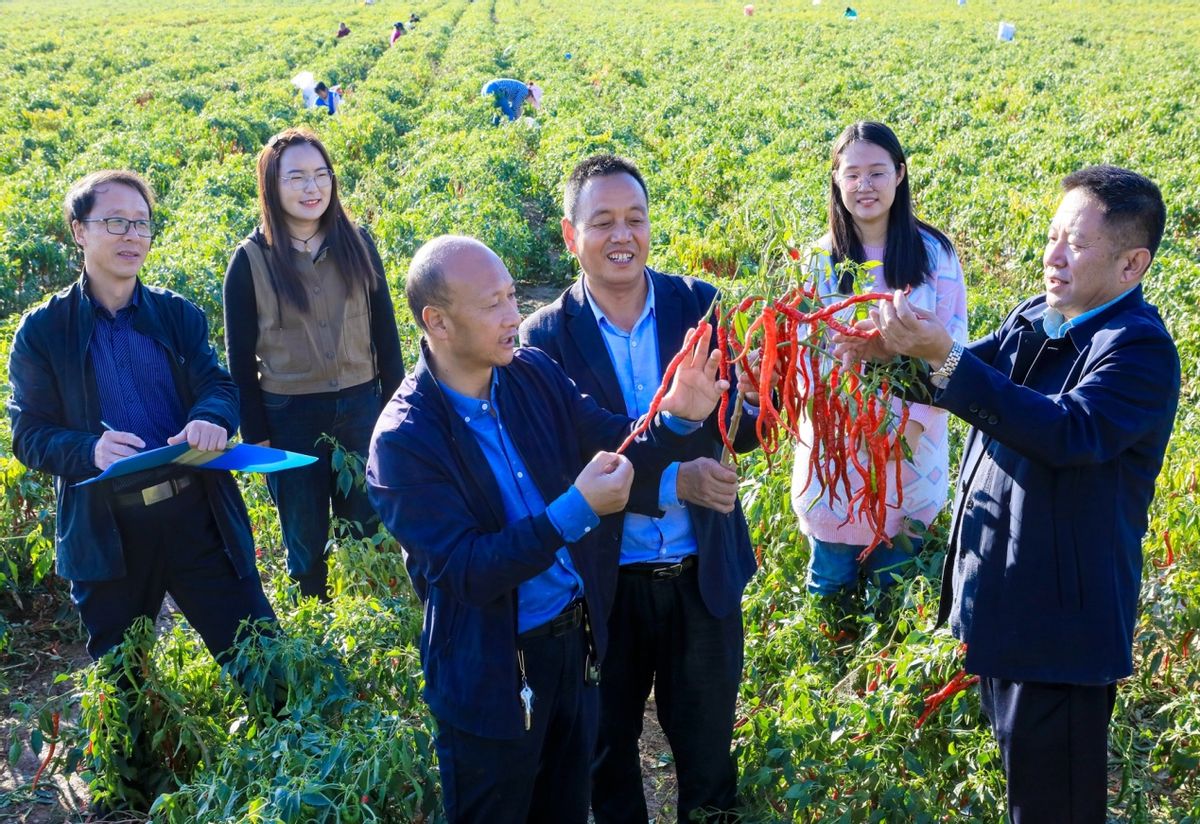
[223,127,404,600]
[791,120,968,608]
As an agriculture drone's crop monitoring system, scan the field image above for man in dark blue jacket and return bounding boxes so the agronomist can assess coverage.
[853,166,1179,823]
[7,170,276,805]
[367,235,728,823]
[521,154,759,823]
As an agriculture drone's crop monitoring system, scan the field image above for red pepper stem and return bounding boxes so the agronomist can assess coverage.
[720,387,747,467]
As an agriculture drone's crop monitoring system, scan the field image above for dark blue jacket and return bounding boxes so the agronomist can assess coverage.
[366,342,699,739]
[935,286,1179,684]
[7,276,256,582]
[520,269,759,619]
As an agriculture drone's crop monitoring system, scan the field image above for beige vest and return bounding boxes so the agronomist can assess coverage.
[240,239,376,394]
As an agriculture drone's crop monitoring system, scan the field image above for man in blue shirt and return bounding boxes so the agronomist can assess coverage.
[846,166,1180,823]
[367,235,728,823]
[521,154,762,823]
[481,77,541,123]
[314,81,340,115]
[7,171,276,810]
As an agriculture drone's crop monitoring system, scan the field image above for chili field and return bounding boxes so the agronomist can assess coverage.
[1,0,1198,821]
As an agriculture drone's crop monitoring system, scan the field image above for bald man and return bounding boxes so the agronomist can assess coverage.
[366,236,728,823]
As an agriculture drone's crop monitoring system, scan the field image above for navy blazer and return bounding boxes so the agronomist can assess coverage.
[520,269,759,620]
[935,286,1179,684]
[7,276,255,582]
[367,342,697,739]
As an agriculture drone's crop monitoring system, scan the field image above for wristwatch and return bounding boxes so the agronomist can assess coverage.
[929,341,964,389]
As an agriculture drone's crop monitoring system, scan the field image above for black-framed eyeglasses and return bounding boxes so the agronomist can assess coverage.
[80,217,155,238]
[279,169,335,191]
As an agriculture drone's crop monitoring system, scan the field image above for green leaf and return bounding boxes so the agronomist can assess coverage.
[8,739,21,764]
[30,728,43,757]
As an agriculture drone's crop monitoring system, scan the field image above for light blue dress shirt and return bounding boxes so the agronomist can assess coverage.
[584,279,700,565]
[440,377,594,634]
[1043,287,1136,340]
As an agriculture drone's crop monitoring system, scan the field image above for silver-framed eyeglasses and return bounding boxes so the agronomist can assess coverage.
[80,217,154,238]
[835,169,896,192]
[280,169,335,190]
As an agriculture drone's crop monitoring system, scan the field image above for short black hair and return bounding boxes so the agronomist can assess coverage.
[315,82,329,93]
[63,170,155,236]
[406,236,480,331]
[1062,165,1166,259]
[562,153,649,224]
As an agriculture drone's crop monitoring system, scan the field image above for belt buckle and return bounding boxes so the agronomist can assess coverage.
[653,562,683,581]
[141,480,173,506]
[553,602,581,634]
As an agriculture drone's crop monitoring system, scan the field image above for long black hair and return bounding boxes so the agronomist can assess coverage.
[256,128,376,313]
[828,121,953,293]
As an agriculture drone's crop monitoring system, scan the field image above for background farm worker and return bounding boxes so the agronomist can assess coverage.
[367,235,729,823]
[792,121,967,609]
[336,21,350,38]
[223,128,404,601]
[481,77,542,123]
[7,170,277,809]
[409,12,421,23]
[522,153,760,823]
[314,81,341,115]
[842,166,1179,822]
[390,21,406,44]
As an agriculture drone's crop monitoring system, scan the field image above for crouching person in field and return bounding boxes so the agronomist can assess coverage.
[6,170,277,811]
[366,235,728,823]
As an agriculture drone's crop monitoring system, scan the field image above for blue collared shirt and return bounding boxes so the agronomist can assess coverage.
[85,278,185,450]
[584,278,699,565]
[440,376,595,634]
[1043,287,1137,340]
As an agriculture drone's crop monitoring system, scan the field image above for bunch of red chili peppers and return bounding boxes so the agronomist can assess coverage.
[616,281,913,563]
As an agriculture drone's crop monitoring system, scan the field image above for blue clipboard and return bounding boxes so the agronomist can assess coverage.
[75,443,318,487]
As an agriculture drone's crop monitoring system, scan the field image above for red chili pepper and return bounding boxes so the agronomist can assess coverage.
[31,711,60,793]
[616,322,708,454]
[1154,530,1175,569]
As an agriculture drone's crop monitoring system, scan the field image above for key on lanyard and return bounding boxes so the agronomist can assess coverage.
[517,649,534,731]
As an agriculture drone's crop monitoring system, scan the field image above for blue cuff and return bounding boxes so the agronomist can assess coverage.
[658,462,682,509]
[545,485,601,543]
[659,410,704,435]
[741,400,760,417]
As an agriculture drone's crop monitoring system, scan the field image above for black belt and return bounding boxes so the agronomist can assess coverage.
[620,556,697,581]
[112,474,194,508]
[518,600,585,641]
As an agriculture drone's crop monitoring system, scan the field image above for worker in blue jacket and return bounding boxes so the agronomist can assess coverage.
[521,153,759,823]
[7,170,276,810]
[842,165,1180,823]
[366,235,729,823]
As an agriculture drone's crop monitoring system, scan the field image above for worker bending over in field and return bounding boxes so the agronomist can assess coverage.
[366,235,729,823]
[482,77,542,124]
[840,166,1179,823]
[521,154,760,823]
[7,171,277,811]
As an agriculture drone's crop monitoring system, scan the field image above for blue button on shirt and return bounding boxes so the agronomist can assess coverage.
[584,279,699,565]
[85,279,185,449]
[440,376,596,634]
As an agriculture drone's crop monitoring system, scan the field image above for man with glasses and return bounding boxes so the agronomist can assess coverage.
[7,170,276,810]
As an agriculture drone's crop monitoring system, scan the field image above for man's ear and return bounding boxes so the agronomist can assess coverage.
[561,216,578,255]
[71,219,86,249]
[422,305,450,340]
[1120,247,1152,283]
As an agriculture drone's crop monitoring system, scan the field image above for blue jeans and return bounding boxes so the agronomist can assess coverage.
[261,380,382,599]
[806,537,920,597]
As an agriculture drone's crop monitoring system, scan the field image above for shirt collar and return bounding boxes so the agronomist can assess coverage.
[1043,286,1136,340]
[82,272,140,319]
[583,272,655,335]
[439,371,499,424]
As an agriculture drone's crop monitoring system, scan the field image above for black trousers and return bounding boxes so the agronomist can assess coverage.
[592,564,743,824]
[978,677,1118,824]
[70,477,277,662]
[434,621,597,824]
